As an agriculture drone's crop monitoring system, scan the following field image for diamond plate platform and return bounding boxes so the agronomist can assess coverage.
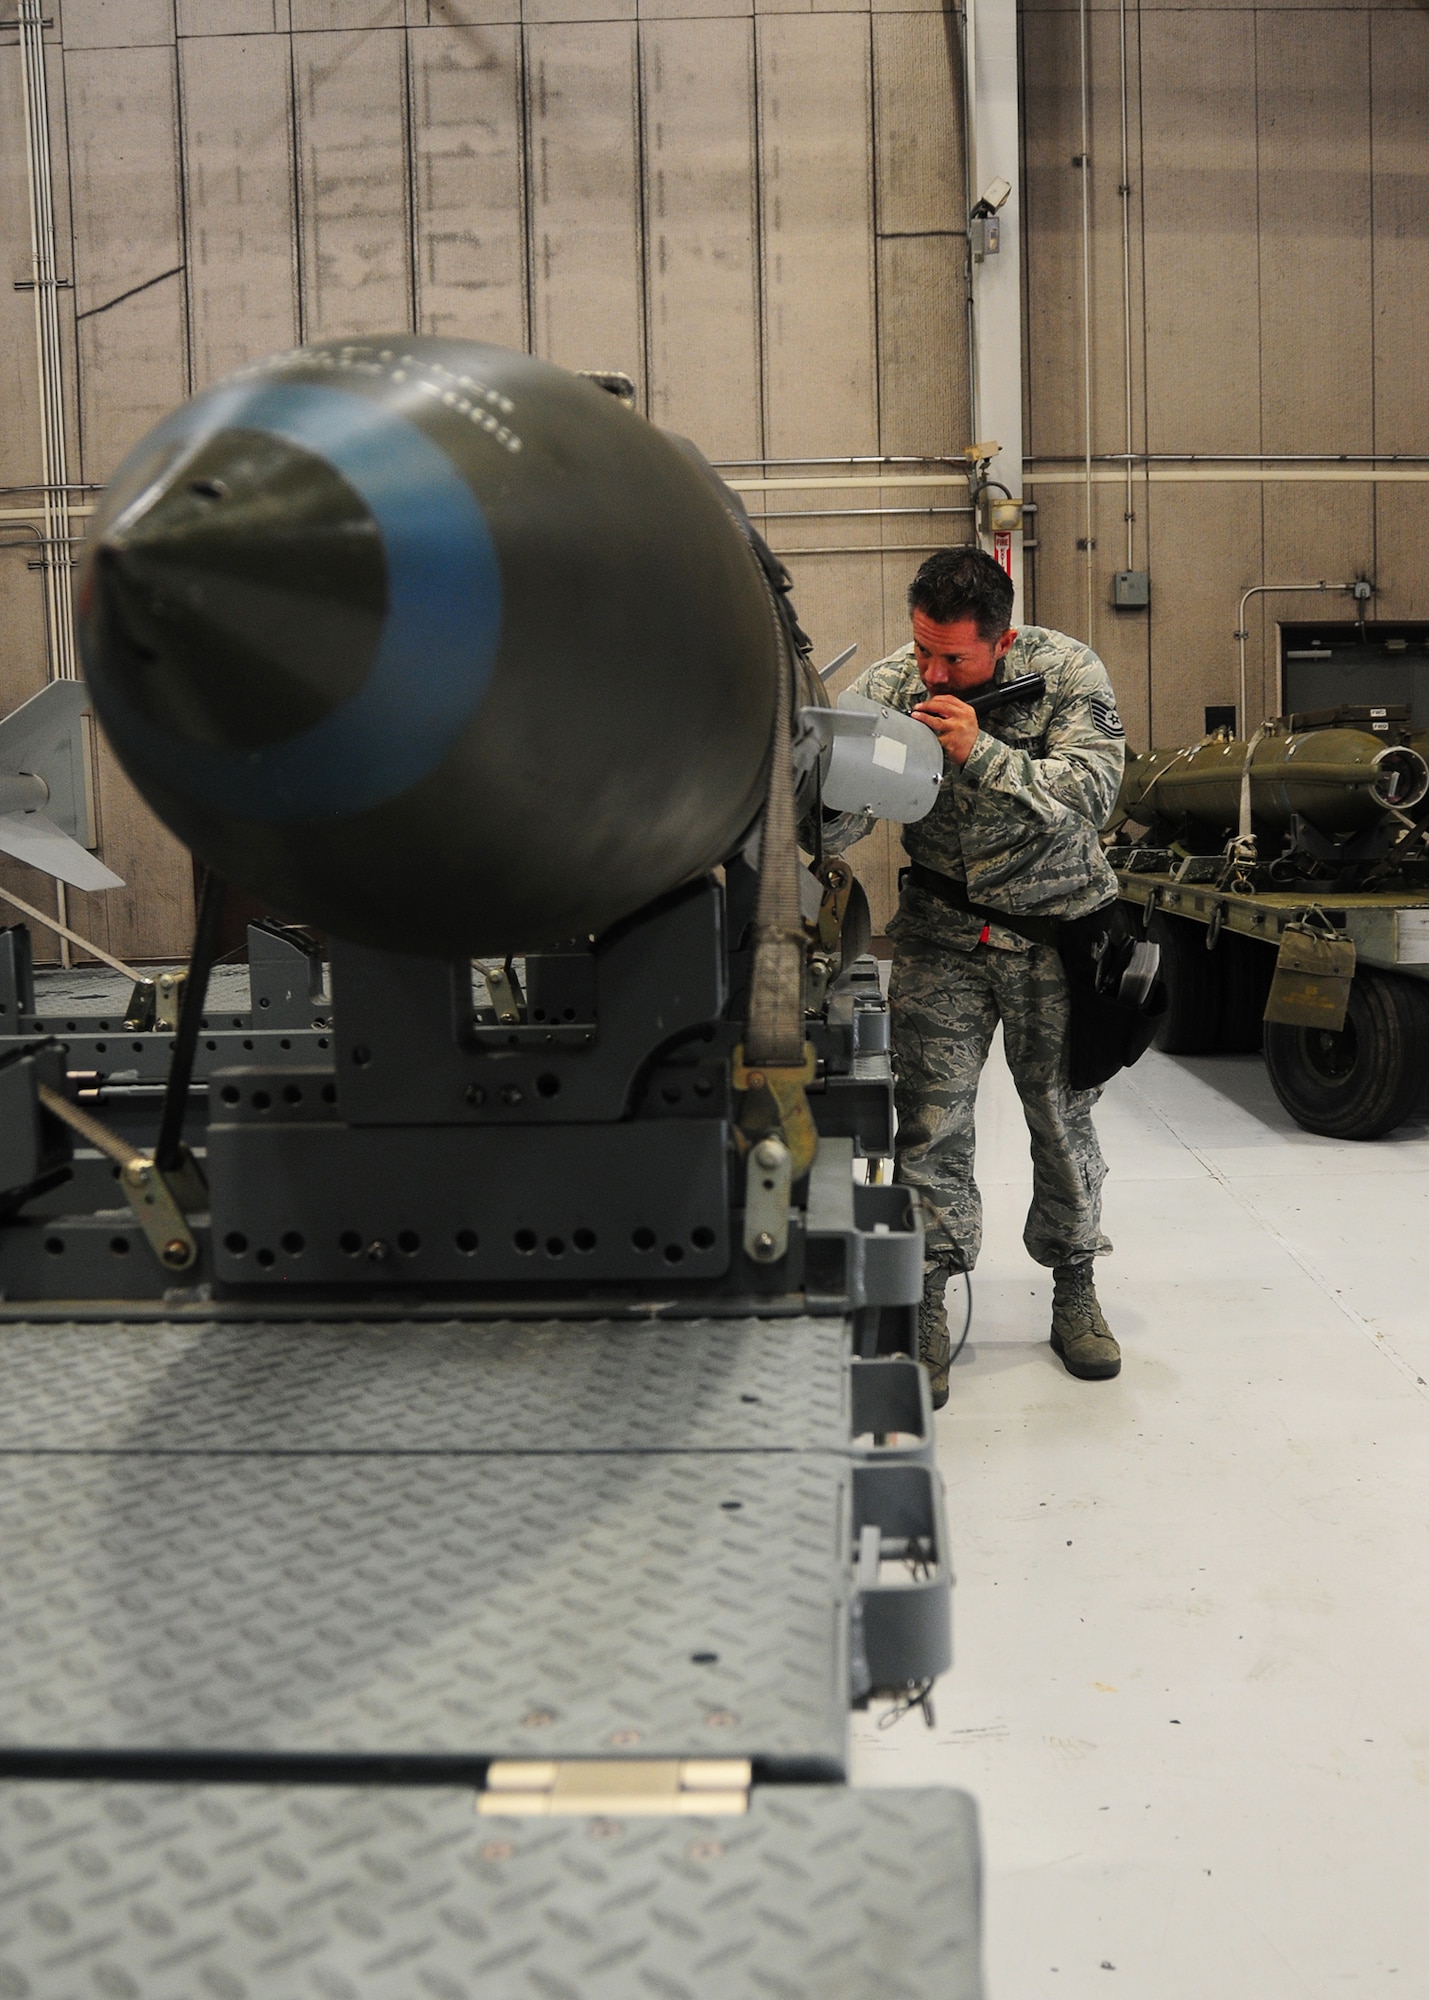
[0,1317,876,1767]
[0,1781,983,2000]
[0,1317,850,1454]
[0,1448,848,1766]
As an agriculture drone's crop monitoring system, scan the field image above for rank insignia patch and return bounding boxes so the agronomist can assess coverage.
[1091,696,1125,739]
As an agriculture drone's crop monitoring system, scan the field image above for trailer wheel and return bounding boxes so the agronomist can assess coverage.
[1263,967,1429,1139]
[1149,912,1222,1054]
[1215,929,1275,1055]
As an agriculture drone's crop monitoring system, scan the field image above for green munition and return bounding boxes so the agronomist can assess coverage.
[1118,726,1429,835]
[1107,707,1429,1143]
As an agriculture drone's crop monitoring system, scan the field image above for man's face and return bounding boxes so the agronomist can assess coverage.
[911,609,1017,693]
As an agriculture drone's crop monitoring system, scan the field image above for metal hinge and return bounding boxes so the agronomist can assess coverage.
[478,1758,750,1817]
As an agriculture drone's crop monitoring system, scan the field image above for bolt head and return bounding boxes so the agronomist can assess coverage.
[754,1230,776,1254]
[746,1070,765,1089]
[161,1238,190,1266]
[753,1138,785,1170]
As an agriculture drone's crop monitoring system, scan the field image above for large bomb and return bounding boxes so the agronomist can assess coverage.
[1119,726,1429,834]
[76,339,786,955]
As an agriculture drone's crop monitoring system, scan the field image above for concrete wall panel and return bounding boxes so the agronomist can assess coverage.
[526,23,643,379]
[180,34,300,387]
[642,18,761,458]
[292,0,409,28]
[409,23,525,346]
[1141,481,1264,747]
[1139,10,1259,456]
[177,2,285,31]
[294,28,412,340]
[873,11,962,236]
[1020,10,1082,462]
[61,1,174,49]
[1372,486,1429,625]
[1371,10,1429,458]
[875,235,966,460]
[1256,12,1372,455]
[758,14,877,458]
[872,11,967,465]
[67,46,189,478]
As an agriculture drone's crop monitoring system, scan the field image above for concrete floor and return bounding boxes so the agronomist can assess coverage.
[851,1040,1429,2000]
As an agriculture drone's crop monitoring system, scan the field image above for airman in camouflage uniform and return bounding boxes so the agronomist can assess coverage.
[821,548,1126,1403]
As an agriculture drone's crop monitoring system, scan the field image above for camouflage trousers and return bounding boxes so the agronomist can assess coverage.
[889,933,1112,1274]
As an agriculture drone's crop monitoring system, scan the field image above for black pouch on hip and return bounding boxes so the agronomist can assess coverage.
[1058,902,1166,1092]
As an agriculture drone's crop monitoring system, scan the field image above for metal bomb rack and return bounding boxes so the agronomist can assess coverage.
[0,867,979,2000]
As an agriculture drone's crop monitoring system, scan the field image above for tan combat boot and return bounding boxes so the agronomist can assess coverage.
[1050,1263,1121,1380]
[918,1265,953,1410]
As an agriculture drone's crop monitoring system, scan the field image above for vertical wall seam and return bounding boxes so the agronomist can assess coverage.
[1131,0,1151,741]
[288,24,306,345]
[633,19,653,412]
[1253,3,1265,718]
[868,11,882,458]
[1117,0,1132,576]
[518,17,535,356]
[867,10,886,641]
[57,22,85,485]
[1367,7,1378,595]
[752,16,764,472]
[1013,1,1031,620]
[171,2,195,397]
[750,16,769,468]
[1077,0,1094,639]
[402,21,419,335]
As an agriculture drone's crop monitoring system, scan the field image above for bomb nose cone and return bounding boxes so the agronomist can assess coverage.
[78,338,781,957]
[86,431,385,752]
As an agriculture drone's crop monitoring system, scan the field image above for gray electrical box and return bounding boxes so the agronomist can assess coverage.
[1113,569,1151,609]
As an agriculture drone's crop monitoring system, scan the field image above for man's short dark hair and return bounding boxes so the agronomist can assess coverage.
[907,546,1015,641]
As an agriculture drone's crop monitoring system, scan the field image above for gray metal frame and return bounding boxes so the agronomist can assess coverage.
[0,878,976,1993]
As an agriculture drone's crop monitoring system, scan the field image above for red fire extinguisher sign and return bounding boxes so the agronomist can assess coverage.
[993,529,1012,575]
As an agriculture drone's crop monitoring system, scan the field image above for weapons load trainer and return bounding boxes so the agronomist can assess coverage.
[0,339,978,1999]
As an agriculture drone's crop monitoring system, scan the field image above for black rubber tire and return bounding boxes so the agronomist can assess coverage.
[1214,929,1276,1055]
[1263,967,1429,1139]
[1149,912,1223,1055]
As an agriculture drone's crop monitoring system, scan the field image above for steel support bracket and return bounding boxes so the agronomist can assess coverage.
[37,1083,201,1272]
[742,1133,793,1263]
[155,969,187,1034]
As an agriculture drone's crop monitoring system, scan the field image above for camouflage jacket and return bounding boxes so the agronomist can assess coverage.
[824,627,1125,952]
